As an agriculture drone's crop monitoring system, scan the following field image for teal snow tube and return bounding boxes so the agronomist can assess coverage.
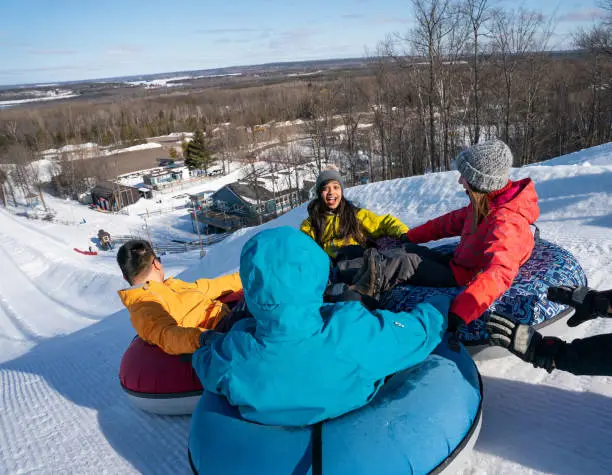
[188,335,482,474]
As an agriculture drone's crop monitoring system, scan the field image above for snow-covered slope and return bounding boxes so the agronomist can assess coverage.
[0,144,611,474]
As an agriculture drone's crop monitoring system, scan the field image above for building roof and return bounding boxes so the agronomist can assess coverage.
[91,181,140,196]
[227,182,275,203]
[189,190,214,199]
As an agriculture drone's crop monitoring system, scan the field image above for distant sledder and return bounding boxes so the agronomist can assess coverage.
[97,229,113,250]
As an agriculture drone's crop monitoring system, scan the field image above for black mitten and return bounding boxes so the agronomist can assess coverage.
[486,314,562,372]
[548,286,610,327]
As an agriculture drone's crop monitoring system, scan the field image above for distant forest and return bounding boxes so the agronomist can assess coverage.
[1,0,610,192]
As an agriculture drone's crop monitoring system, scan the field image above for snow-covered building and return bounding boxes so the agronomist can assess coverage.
[142,165,190,189]
[90,181,141,211]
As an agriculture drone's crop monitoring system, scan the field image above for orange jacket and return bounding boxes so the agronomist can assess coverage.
[406,179,540,324]
[118,273,242,355]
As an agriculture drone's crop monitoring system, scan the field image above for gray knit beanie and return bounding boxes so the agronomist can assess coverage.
[316,169,344,193]
[455,139,513,192]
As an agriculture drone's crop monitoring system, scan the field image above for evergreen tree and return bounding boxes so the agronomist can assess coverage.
[185,130,212,172]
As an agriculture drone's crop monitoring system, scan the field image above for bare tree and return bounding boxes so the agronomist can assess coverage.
[6,145,35,199]
[240,156,268,225]
[490,8,545,144]
[410,0,454,171]
[303,86,338,172]
[438,4,469,167]
[460,0,491,144]
[575,0,612,55]
[337,74,368,185]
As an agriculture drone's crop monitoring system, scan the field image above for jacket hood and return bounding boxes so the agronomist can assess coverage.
[117,279,170,307]
[240,226,329,339]
[118,282,151,307]
[490,178,539,224]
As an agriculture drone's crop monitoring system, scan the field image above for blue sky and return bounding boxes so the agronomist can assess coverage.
[0,0,604,85]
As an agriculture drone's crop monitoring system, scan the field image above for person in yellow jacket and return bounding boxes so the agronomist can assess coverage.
[116,239,242,355]
[300,168,408,306]
[300,168,408,260]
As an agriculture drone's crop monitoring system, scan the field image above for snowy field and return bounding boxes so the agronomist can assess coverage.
[0,143,611,474]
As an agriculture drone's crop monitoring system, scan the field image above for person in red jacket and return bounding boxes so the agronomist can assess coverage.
[351,139,540,329]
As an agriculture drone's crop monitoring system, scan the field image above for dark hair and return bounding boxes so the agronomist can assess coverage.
[116,239,157,285]
[307,195,366,248]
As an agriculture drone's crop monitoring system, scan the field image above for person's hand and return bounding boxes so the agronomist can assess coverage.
[447,312,465,333]
[199,330,222,347]
[486,314,562,372]
[547,286,611,327]
[400,233,411,243]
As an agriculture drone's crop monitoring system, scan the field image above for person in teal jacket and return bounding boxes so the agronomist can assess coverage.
[191,226,451,427]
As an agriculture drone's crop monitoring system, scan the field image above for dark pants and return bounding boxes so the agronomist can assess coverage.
[333,245,368,284]
[374,243,457,291]
[329,243,457,301]
[555,333,612,376]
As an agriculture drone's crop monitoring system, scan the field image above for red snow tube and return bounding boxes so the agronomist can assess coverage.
[119,290,244,415]
[74,248,98,256]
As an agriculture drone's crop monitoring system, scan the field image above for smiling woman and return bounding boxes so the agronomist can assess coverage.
[300,167,409,260]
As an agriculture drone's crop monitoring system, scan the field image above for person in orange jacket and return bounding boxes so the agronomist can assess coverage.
[117,239,242,355]
[351,139,540,329]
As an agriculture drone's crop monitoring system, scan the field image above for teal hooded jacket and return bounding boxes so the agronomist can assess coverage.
[192,226,450,427]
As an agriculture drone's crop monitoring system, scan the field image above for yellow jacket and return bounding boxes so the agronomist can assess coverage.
[300,208,408,258]
[118,273,242,355]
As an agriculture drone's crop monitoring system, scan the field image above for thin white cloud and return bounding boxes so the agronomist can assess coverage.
[559,8,605,22]
[196,28,262,34]
[106,45,142,56]
[28,49,77,56]
[341,14,365,20]
[374,16,412,25]
[267,27,321,52]
[0,65,78,76]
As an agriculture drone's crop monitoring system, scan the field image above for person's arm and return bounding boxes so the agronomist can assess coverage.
[299,218,315,239]
[192,332,232,395]
[554,334,612,376]
[195,272,242,301]
[358,209,409,239]
[451,217,531,324]
[129,301,203,355]
[406,207,469,243]
[338,295,450,381]
[487,314,612,376]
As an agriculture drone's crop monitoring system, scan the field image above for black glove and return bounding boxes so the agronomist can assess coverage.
[547,286,611,327]
[447,312,465,333]
[199,330,222,347]
[325,283,379,311]
[486,314,563,372]
[445,313,465,352]
[400,233,411,243]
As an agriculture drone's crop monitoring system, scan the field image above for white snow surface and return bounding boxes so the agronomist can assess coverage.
[1,144,612,474]
[0,89,78,108]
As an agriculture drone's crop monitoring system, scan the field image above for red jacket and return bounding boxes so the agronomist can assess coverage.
[406,179,540,324]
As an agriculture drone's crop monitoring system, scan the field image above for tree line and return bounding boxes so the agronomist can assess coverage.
[0,0,610,202]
